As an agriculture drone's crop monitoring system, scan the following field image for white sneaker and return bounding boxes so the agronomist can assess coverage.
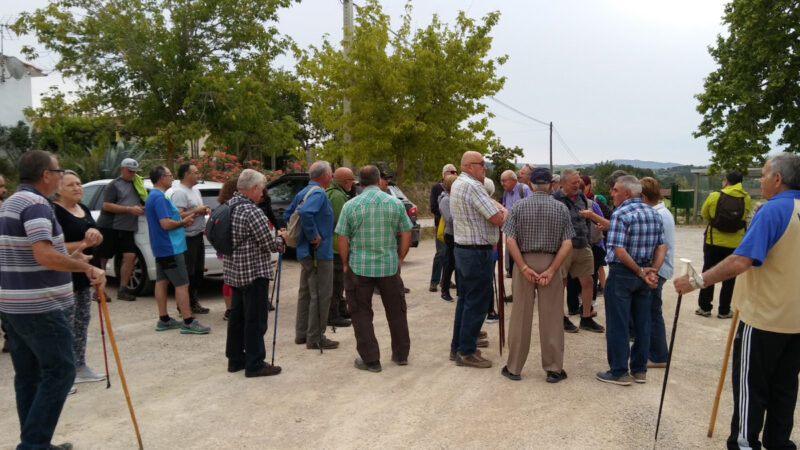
[69,385,77,395]
[75,365,106,384]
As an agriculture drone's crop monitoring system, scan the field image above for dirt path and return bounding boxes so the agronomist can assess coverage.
[1,226,797,449]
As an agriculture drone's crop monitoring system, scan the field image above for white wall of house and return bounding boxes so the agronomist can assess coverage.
[0,76,34,127]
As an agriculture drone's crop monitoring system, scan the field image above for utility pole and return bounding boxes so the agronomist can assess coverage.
[342,0,354,167]
[549,121,553,172]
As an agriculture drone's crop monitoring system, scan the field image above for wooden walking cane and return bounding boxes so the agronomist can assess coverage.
[707,309,739,438]
[98,290,144,449]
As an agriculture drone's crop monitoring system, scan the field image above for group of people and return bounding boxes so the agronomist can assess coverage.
[1,148,799,449]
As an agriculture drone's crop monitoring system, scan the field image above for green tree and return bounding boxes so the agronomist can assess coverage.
[486,145,524,194]
[0,121,34,165]
[15,0,299,167]
[587,161,655,198]
[298,0,506,184]
[694,0,800,173]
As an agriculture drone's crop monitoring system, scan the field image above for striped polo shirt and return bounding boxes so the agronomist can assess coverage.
[0,185,74,314]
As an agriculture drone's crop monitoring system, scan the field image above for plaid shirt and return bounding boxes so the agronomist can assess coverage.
[335,186,413,277]
[451,173,500,245]
[502,192,574,253]
[223,192,284,287]
[605,197,664,266]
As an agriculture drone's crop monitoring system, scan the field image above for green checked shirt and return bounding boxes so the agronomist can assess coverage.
[335,185,413,277]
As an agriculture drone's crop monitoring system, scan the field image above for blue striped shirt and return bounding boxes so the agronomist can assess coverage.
[0,185,74,314]
[605,198,664,266]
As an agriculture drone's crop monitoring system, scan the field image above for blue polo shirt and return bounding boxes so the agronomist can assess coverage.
[145,188,187,258]
[734,190,800,265]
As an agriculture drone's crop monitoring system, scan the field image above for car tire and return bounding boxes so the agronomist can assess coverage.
[116,248,154,296]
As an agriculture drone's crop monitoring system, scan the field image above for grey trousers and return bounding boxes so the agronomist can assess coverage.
[296,256,333,343]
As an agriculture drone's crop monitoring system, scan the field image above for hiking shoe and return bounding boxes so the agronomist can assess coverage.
[695,308,711,317]
[477,338,489,348]
[456,352,492,368]
[429,282,438,292]
[223,309,231,321]
[501,366,521,381]
[391,356,408,366]
[180,319,211,335]
[648,360,667,369]
[245,363,281,377]
[579,317,605,333]
[596,371,633,386]
[74,365,106,384]
[295,337,306,345]
[485,313,500,324]
[228,362,245,373]
[441,291,454,302]
[190,302,210,314]
[155,317,182,332]
[116,288,136,301]
[632,372,647,384]
[479,330,488,339]
[546,369,568,383]
[449,350,458,361]
[328,317,352,327]
[354,358,382,372]
[307,338,339,350]
[717,311,733,319]
[564,317,579,333]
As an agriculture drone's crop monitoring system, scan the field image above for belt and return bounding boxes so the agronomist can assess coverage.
[455,244,493,250]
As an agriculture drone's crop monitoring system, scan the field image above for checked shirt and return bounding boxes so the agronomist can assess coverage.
[605,197,664,266]
[223,192,284,288]
[335,186,413,278]
[502,192,575,254]
[450,173,500,245]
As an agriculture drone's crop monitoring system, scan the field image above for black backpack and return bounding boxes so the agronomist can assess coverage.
[205,201,244,256]
[709,192,746,233]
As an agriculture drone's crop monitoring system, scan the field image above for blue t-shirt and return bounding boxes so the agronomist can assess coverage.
[734,190,800,266]
[145,189,187,258]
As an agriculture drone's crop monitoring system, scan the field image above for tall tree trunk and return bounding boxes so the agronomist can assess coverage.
[395,155,405,185]
[166,137,175,169]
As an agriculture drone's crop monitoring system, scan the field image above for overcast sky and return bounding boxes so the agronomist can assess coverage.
[3,0,730,166]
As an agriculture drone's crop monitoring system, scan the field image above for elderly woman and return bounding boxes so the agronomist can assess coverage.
[438,174,459,301]
[53,170,106,384]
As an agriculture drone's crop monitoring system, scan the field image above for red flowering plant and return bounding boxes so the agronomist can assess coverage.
[177,152,283,183]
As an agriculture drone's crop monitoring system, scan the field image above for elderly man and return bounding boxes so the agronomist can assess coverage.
[170,163,212,314]
[337,165,413,372]
[430,163,459,292]
[675,153,800,449]
[0,173,7,204]
[96,157,144,301]
[449,151,506,369]
[596,175,665,386]
[0,150,107,450]
[502,168,574,383]
[225,169,288,377]
[326,167,355,328]
[518,164,534,188]
[552,168,605,333]
[501,169,532,278]
[145,166,210,335]
[283,161,338,351]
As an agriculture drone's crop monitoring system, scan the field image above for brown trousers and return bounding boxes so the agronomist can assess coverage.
[506,253,565,375]
[344,270,410,364]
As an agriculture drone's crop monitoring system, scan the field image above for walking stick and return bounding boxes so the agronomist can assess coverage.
[98,290,143,450]
[496,233,506,354]
[95,297,111,389]
[271,253,283,366]
[707,309,739,437]
[654,258,695,447]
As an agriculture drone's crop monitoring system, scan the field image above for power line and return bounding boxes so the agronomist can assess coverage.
[553,127,582,165]
[487,97,550,128]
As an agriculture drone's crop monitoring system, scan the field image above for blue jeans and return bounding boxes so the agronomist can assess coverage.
[604,264,652,376]
[1,310,76,450]
[226,278,270,371]
[430,237,446,284]
[451,247,493,355]
[649,277,668,363]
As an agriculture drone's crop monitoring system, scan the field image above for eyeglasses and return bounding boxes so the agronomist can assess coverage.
[447,170,458,174]
[469,161,486,167]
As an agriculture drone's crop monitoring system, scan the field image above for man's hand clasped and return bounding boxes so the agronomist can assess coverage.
[520,265,554,286]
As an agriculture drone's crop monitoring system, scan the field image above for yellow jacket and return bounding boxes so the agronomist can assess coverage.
[701,182,752,248]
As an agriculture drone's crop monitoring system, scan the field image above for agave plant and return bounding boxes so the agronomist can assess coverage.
[98,140,147,179]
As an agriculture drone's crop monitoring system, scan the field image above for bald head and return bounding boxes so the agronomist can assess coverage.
[460,151,487,183]
[333,167,355,192]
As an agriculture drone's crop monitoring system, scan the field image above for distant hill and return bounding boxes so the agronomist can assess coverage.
[519,160,685,170]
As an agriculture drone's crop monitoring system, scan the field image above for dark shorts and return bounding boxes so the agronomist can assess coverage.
[97,228,137,258]
[155,253,190,287]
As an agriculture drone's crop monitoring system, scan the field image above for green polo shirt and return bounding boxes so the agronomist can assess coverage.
[326,181,350,255]
[335,185,413,277]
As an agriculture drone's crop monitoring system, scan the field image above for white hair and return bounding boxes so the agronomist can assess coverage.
[442,164,456,177]
[616,175,642,197]
[309,161,331,179]
[483,177,495,196]
[237,169,266,190]
[501,169,517,181]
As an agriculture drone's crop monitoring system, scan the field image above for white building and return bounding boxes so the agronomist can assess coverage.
[0,55,45,127]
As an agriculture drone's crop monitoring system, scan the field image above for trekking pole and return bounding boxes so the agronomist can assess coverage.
[95,296,111,389]
[99,289,143,449]
[707,309,739,437]
[271,253,283,366]
[654,258,694,447]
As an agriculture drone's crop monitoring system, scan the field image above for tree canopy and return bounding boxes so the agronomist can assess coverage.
[297,0,507,184]
[694,0,800,172]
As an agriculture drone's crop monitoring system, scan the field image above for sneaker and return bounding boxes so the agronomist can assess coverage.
[501,365,521,381]
[717,311,733,319]
[441,291,454,302]
[563,317,579,333]
[485,313,500,324]
[429,282,438,292]
[68,385,77,395]
[647,360,667,369]
[223,309,231,321]
[190,302,210,314]
[596,371,633,386]
[456,352,492,368]
[155,317,182,332]
[632,372,647,384]
[695,308,711,317]
[306,338,339,350]
[328,317,352,327]
[450,348,482,361]
[116,288,136,302]
[180,319,211,335]
[579,317,605,333]
[74,365,106,384]
[245,363,281,377]
[546,369,568,383]
[354,358,382,373]
[476,338,489,348]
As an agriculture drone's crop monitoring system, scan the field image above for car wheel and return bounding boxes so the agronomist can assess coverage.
[116,248,154,296]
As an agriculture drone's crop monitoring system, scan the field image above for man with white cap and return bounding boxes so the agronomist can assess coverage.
[96,158,145,301]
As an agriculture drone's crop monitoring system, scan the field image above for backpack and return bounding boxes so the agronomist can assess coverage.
[709,191,746,233]
[285,186,321,248]
[205,201,244,256]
